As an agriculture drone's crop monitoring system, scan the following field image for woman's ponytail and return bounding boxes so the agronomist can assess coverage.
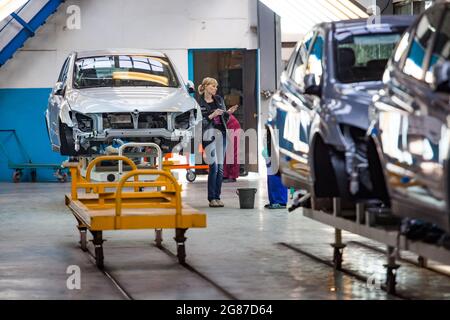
[198,83,205,95]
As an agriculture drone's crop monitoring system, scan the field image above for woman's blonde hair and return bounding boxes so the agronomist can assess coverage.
[198,77,218,96]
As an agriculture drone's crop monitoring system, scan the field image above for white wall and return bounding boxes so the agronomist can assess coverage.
[0,0,258,88]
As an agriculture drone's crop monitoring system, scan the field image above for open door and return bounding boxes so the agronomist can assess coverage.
[191,49,259,174]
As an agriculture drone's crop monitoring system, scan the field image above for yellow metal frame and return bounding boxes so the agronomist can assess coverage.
[64,156,206,231]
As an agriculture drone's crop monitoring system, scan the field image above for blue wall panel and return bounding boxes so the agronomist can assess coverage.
[0,88,66,182]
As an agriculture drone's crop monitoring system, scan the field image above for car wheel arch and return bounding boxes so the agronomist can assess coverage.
[309,132,340,198]
[366,134,391,204]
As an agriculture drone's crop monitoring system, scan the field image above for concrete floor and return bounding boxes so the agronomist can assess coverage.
[1,174,450,300]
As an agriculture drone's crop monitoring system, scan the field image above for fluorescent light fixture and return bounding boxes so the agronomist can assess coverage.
[335,0,368,18]
[259,0,369,36]
[0,0,28,22]
[301,0,336,23]
[323,0,352,20]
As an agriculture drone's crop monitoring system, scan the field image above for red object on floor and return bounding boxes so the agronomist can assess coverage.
[224,114,240,179]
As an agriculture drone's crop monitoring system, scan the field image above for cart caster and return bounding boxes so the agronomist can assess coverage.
[418,256,427,268]
[80,234,87,252]
[384,263,400,295]
[55,169,68,183]
[95,246,104,269]
[13,169,22,183]
[155,229,163,248]
[331,244,346,270]
[78,226,88,252]
[177,243,186,264]
[174,228,187,264]
[186,170,196,182]
[31,169,37,182]
[92,231,105,269]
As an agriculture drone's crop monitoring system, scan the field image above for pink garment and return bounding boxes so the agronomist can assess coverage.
[224,114,241,179]
[213,116,221,125]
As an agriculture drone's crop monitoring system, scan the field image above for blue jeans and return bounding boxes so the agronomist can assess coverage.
[207,132,227,201]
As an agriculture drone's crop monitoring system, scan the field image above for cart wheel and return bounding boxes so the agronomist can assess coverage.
[55,169,68,182]
[13,170,22,183]
[58,172,67,182]
[31,169,37,182]
[186,170,196,182]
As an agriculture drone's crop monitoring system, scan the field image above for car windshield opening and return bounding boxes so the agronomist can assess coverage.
[73,55,179,89]
[336,33,403,84]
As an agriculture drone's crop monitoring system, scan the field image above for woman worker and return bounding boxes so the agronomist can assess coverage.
[197,77,238,208]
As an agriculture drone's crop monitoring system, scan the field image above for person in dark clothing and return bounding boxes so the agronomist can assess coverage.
[197,77,238,208]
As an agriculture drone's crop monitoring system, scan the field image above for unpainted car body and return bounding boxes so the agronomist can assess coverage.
[45,49,201,156]
[368,2,450,231]
[267,16,414,201]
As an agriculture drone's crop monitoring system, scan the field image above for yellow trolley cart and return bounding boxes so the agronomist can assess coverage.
[63,155,206,269]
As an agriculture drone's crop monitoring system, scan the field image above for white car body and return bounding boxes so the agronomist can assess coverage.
[45,49,201,155]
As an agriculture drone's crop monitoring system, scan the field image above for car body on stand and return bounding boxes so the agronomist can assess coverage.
[45,49,201,156]
[368,1,450,232]
[266,16,414,202]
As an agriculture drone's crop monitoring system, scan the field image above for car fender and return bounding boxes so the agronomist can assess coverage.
[308,130,323,183]
[309,112,346,153]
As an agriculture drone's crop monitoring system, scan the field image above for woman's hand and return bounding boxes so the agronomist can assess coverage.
[209,108,224,119]
[227,104,239,114]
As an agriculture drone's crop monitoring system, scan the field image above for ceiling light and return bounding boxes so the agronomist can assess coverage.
[0,0,28,22]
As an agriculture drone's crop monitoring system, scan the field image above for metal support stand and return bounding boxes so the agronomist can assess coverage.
[418,256,428,268]
[77,225,88,252]
[332,197,341,217]
[331,198,346,270]
[174,228,187,264]
[356,203,365,225]
[332,229,346,270]
[155,229,163,248]
[91,231,105,269]
[384,245,400,294]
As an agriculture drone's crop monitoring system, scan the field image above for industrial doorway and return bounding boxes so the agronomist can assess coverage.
[189,49,258,173]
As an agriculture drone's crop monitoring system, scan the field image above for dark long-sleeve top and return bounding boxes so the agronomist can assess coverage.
[197,94,230,132]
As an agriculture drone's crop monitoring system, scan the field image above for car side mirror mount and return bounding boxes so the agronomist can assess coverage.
[54,82,65,96]
[432,61,450,94]
[186,80,196,94]
[303,74,321,96]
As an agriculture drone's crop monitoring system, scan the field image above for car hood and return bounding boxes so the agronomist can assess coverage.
[66,87,197,114]
[325,82,383,130]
